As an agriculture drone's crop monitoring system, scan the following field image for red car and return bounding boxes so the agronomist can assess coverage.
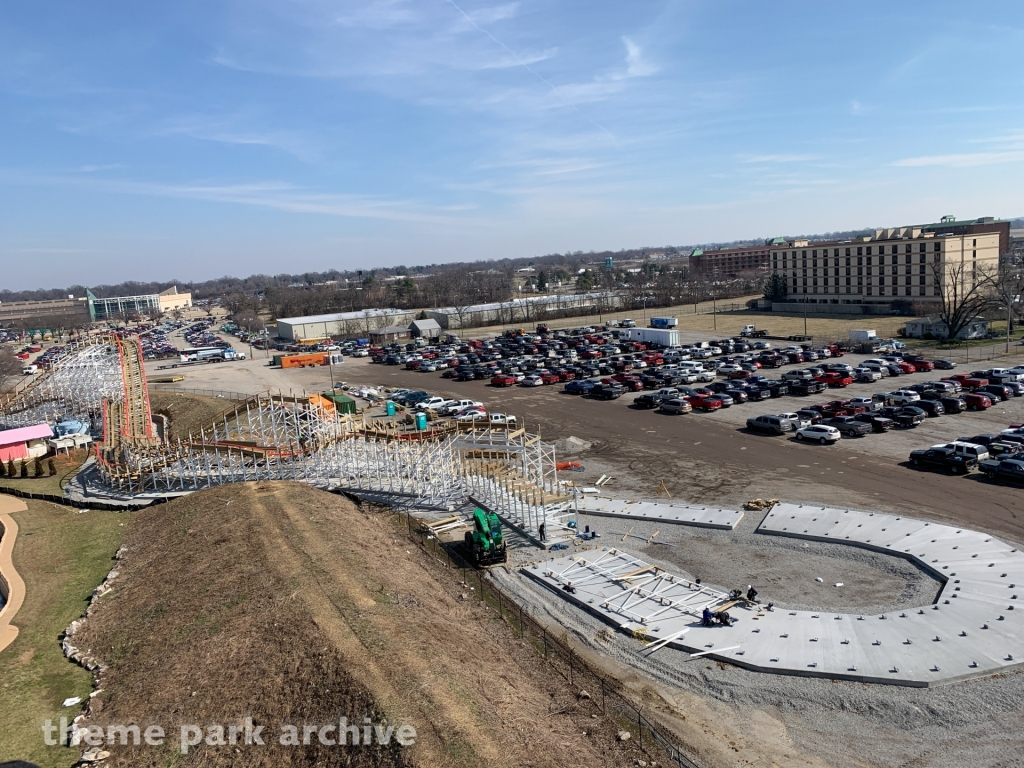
[964,392,993,410]
[490,374,516,387]
[686,394,722,411]
[557,369,575,381]
[895,361,916,374]
[815,372,853,387]
[540,371,561,385]
[944,374,988,391]
[908,359,935,372]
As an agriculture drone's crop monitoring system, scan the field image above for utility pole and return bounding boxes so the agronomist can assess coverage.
[803,300,808,337]
[712,293,717,331]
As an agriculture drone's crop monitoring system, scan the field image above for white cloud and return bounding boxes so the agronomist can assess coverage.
[892,151,1024,168]
[622,37,656,78]
[738,153,817,164]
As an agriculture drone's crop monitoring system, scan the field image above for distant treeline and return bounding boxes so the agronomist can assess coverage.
[5,218,1020,303]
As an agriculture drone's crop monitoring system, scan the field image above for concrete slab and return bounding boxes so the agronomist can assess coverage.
[576,496,744,530]
[524,503,1024,687]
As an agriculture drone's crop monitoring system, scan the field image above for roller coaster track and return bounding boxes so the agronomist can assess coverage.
[0,335,570,532]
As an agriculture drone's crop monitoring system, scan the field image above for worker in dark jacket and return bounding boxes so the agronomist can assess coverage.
[746,585,758,602]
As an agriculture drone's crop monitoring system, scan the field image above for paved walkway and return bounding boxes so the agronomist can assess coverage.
[0,495,28,654]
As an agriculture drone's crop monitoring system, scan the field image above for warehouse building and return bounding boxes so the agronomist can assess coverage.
[0,296,94,329]
[275,309,415,341]
[89,286,192,320]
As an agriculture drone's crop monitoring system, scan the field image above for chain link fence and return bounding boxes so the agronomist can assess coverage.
[402,512,704,768]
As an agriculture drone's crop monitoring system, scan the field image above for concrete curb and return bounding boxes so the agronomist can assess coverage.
[0,495,29,654]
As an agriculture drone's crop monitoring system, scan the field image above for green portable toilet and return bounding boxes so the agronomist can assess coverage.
[386,400,396,416]
[415,412,428,431]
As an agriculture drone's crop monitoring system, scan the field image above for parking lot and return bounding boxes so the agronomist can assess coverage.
[145,325,1024,549]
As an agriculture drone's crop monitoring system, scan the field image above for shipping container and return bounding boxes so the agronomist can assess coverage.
[624,328,680,347]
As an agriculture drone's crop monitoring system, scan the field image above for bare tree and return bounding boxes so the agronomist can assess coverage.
[986,259,1024,335]
[930,258,996,341]
[0,346,21,392]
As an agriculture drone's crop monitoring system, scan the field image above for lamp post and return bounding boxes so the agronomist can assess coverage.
[712,293,717,331]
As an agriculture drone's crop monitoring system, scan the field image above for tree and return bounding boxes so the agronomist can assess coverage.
[762,273,788,302]
[576,270,596,292]
[931,258,996,341]
[986,259,1024,337]
[0,346,21,393]
[536,270,548,291]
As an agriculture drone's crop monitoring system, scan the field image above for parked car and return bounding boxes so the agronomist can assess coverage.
[489,413,517,426]
[963,392,993,411]
[787,380,827,396]
[914,399,945,417]
[796,409,824,425]
[633,393,665,409]
[852,412,893,432]
[877,407,925,428]
[890,390,921,406]
[794,424,841,444]
[659,397,693,415]
[746,415,794,434]
[933,441,990,462]
[563,379,595,395]
[777,412,811,429]
[686,393,722,411]
[978,383,1013,402]
[847,397,879,412]
[979,457,1024,484]
[816,371,853,387]
[491,373,516,387]
[589,383,625,400]
[933,359,957,370]
[825,416,872,437]
[909,446,976,474]
[854,367,882,383]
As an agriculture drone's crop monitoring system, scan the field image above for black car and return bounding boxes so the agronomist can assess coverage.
[978,457,1024,484]
[979,383,1013,402]
[589,383,625,400]
[632,393,665,409]
[920,391,966,413]
[914,399,945,417]
[933,359,957,370]
[852,412,893,432]
[738,384,772,401]
[910,447,976,474]
[826,416,872,437]
[878,406,925,427]
[788,380,827,396]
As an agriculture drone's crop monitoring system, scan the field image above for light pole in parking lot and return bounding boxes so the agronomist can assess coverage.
[711,292,717,331]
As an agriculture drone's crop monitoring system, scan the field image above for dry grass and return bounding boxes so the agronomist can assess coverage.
[0,501,126,768]
[148,390,240,440]
[73,482,651,767]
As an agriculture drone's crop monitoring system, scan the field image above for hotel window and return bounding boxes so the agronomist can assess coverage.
[919,264,926,274]
[879,255,885,265]
[833,249,840,257]
[866,246,873,256]
[905,254,912,264]
[879,275,885,285]
[846,276,851,286]
[857,258,863,266]
[824,277,829,286]
[866,286,872,295]
[845,248,851,257]
[920,275,926,286]
[867,257,872,266]
[905,287,912,296]
[919,243,926,253]
[845,257,851,266]
[867,267,872,276]
[906,244,912,253]
[934,242,941,252]
[857,247,863,256]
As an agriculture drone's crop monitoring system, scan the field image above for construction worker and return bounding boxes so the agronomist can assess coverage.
[746,585,759,603]
[701,607,714,627]
[539,522,546,542]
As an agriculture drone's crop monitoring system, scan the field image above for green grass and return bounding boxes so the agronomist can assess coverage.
[0,501,127,767]
[0,453,88,497]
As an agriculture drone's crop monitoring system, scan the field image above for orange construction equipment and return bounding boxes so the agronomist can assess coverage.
[280,352,329,369]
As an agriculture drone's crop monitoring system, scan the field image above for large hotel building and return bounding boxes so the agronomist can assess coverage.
[768,216,1009,310]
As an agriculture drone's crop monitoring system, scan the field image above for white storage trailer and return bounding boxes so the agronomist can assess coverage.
[625,328,680,347]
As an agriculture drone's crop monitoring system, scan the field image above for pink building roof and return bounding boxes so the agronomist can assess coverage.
[0,424,54,446]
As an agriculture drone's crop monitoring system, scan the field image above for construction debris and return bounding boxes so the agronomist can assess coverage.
[743,498,780,511]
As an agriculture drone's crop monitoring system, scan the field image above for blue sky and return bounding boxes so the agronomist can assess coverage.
[1,1,1022,290]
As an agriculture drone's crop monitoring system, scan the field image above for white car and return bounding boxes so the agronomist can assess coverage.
[778,411,811,429]
[853,367,882,382]
[890,390,921,406]
[521,375,543,387]
[454,409,488,422]
[716,364,744,375]
[415,396,455,412]
[795,425,841,444]
[847,397,879,411]
[443,399,483,415]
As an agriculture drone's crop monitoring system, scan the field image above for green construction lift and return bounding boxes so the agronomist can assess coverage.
[464,507,507,567]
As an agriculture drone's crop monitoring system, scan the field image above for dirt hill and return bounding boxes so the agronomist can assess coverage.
[74,483,645,767]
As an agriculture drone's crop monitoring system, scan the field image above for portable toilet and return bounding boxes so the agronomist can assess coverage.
[386,400,396,417]
[415,412,428,431]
